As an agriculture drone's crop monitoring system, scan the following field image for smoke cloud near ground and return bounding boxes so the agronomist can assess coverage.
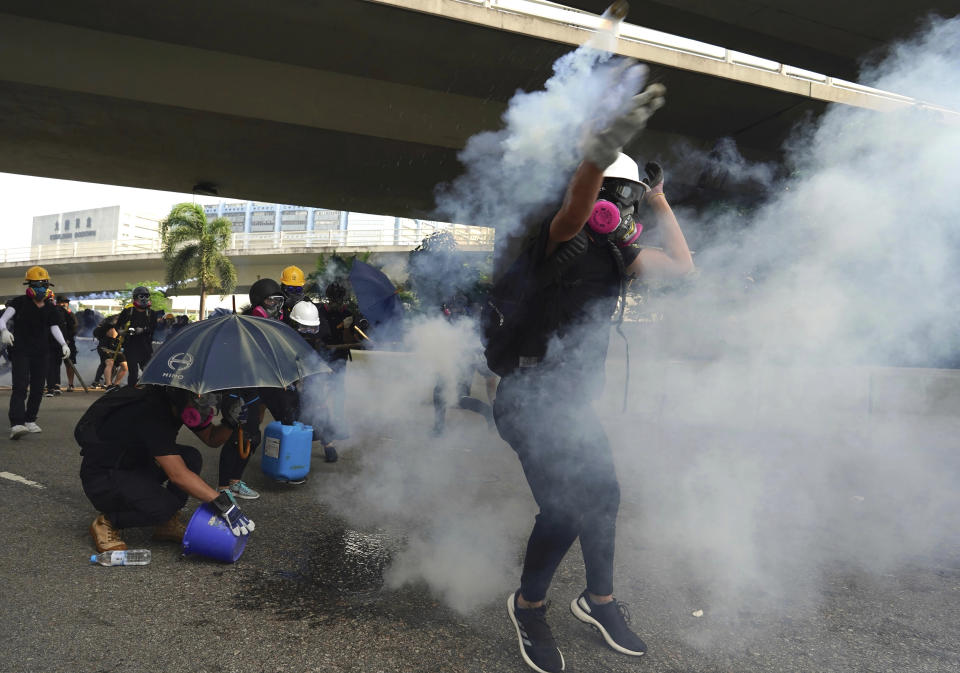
[606,12,960,632]
[310,11,960,632]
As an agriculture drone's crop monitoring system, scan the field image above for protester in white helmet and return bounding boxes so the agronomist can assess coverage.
[493,80,694,673]
[288,300,338,464]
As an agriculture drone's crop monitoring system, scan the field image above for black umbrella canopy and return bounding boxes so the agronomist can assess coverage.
[140,314,330,395]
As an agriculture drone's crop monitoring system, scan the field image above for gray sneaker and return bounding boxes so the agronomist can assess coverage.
[24,422,42,434]
[227,480,260,500]
[10,425,28,440]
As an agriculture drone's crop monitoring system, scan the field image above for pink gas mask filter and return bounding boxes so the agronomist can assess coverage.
[588,200,643,248]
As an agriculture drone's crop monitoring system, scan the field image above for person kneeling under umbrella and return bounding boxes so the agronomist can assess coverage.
[77,385,255,553]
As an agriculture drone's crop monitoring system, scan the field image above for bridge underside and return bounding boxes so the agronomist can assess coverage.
[2,0,953,222]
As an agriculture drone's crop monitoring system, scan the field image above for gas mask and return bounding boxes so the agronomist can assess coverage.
[281,284,304,309]
[587,179,646,248]
[261,294,284,319]
[26,282,50,300]
[181,391,221,429]
[133,292,152,309]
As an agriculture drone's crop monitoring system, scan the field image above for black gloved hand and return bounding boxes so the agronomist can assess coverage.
[211,492,255,536]
[642,161,664,194]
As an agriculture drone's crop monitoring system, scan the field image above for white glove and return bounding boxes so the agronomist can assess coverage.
[582,83,666,170]
[1,329,12,347]
[61,344,71,359]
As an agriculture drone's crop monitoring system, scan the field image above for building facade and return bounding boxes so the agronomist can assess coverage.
[31,205,160,247]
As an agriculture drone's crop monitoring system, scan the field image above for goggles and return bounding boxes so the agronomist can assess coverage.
[28,281,49,292]
[296,324,320,334]
[599,179,646,209]
[282,285,304,297]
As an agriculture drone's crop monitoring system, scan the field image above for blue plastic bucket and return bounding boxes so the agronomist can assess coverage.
[181,502,248,562]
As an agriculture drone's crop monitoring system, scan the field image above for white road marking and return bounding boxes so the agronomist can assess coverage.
[0,471,45,489]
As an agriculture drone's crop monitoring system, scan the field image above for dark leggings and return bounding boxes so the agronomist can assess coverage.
[494,370,620,603]
[8,348,48,426]
[81,444,202,528]
[123,343,151,387]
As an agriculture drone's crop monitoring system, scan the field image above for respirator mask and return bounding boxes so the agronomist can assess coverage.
[26,282,50,299]
[261,295,284,319]
[133,291,152,309]
[181,391,221,429]
[587,178,646,248]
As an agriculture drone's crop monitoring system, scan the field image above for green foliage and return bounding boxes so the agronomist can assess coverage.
[306,251,373,299]
[161,202,238,318]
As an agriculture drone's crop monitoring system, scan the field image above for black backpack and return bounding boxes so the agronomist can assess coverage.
[481,231,589,376]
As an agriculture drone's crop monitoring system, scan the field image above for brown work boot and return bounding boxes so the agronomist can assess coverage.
[152,511,187,543]
[89,514,126,553]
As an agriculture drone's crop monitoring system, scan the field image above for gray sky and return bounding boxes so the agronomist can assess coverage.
[0,171,240,251]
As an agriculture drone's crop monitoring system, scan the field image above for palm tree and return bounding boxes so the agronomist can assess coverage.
[161,203,237,319]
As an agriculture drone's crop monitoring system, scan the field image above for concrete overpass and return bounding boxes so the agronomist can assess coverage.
[0,227,495,298]
[1,0,956,223]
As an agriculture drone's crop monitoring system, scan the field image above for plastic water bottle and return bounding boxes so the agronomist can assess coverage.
[89,549,152,566]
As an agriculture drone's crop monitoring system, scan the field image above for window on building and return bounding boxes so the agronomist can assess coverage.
[64,220,70,231]
[225,213,245,232]
[75,218,81,228]
[54,221,59,232]
[250,210,275,233]
[86,217,92,228]
[281,209,308,231]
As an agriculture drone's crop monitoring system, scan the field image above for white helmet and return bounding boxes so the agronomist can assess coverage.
[289,300,320,327]
[603,152,641,182]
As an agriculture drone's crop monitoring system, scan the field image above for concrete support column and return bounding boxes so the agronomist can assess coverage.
[394,216,401,246]
[339,211,348,247]
[244,202,253,234]
[307,208,315,232]
[217,201,224,218]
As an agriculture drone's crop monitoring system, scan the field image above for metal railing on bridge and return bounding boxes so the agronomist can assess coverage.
[0,225,495,265]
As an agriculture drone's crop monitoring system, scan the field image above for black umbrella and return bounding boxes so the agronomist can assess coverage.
[349,260,404,339]
[140,314,330,394]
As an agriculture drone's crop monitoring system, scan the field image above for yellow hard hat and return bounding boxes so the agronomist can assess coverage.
[24,265,52,284]
[280,265,305,287]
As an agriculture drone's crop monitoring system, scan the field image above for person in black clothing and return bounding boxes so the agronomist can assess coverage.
[54,296,79,392]
[95,316,128,391]
[115,286,155,387]
[0,266,72,439]
[217,278,287,500]
[78,385,255,552]
[318,281,356,441]
[43,294,66,396]
[287,299,338,463]
[497,81,694,673]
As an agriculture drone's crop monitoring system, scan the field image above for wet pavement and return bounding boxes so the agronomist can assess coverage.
[0,342,958,672]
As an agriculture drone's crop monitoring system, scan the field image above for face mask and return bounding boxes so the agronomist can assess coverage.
[181,392,220,428]
[26,282,49,299]
[261,295,284,319]
[588,201,642,248]
[133,293,151,309]
[282,285,304,307]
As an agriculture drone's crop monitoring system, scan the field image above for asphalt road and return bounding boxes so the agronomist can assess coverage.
[0,342,958,673]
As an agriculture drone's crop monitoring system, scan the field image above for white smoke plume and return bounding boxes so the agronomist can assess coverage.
[310,11,960,638]
[602,12,960,639]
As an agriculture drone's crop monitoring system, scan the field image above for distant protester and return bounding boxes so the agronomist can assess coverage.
[1,266,71,440]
